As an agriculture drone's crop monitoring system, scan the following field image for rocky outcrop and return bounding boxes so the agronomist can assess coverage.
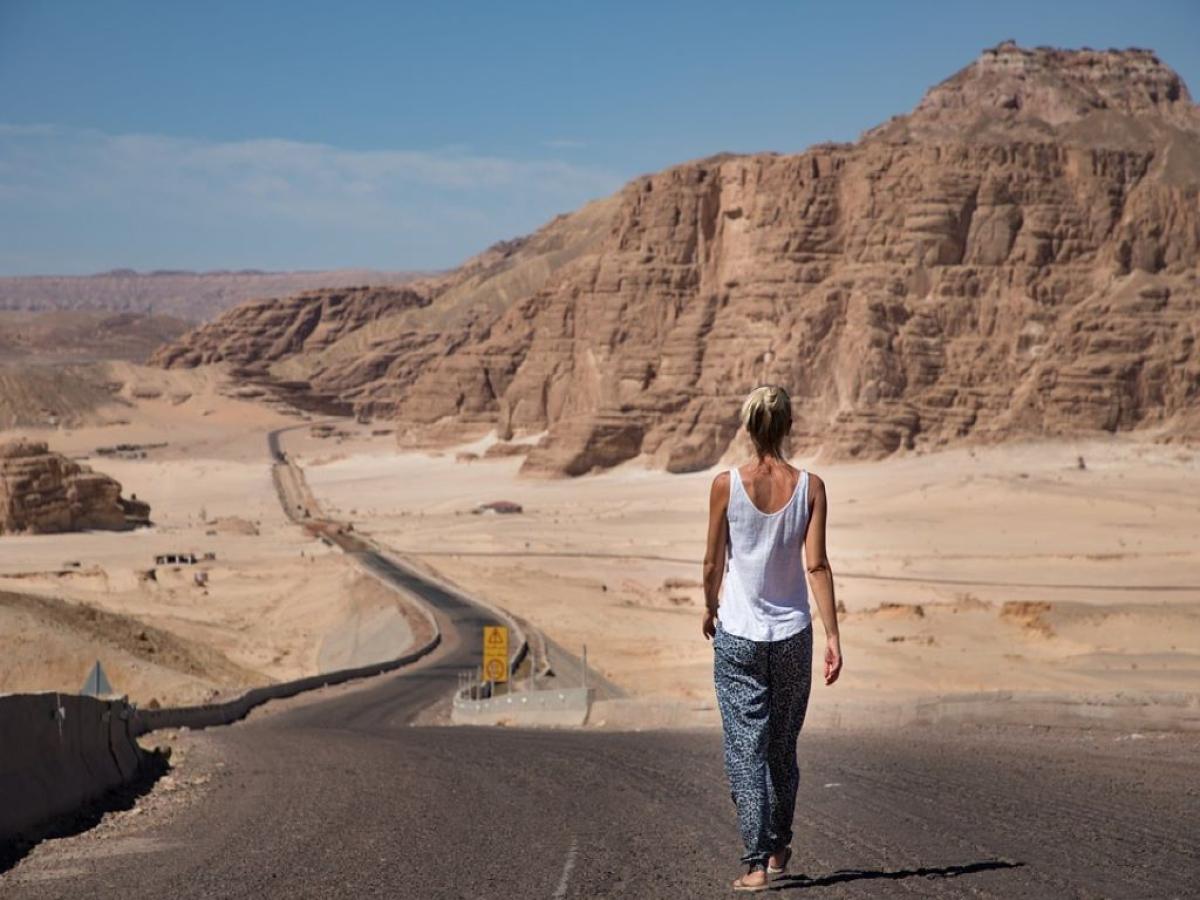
[149,286,431,369]
[154,196,619,424]
[155,43,1200,474]
[0,441,150,534]
[872,42,1200,143]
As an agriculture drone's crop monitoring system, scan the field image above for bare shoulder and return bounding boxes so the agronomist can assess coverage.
[710,470,731,504]
[708,472,731,517]
[806,471,826,501]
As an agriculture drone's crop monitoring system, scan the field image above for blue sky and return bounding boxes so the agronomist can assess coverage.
[1,0,1197,275]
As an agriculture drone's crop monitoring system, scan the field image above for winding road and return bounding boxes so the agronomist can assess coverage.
[1,429,1196,898]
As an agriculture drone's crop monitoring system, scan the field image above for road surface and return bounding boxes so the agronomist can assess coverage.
[2,428,1195,897]
[3,561,1197,898]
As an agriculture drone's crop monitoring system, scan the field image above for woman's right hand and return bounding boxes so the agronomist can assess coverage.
[702,610,717,640]
[824,635,843,685]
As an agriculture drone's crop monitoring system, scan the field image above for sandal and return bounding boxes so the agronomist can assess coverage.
[768,847,792,875]
[732,869,770,892]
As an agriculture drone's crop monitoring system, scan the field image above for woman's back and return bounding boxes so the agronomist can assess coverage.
[737,462,802,515]
[720,461,811,642]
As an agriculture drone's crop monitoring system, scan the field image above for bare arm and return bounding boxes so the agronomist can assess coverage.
[701,471,730,640]
[804,473,843,685]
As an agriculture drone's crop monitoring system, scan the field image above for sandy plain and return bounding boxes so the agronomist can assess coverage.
[2,363,1198,726]
[292,427,1200,724]
[0,364,417,706]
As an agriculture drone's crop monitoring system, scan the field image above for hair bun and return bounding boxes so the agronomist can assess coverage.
[740,385,793,458]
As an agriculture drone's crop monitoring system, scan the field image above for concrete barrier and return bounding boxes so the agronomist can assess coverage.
[134,627,441,736]
[451,687,592,727]
[0,693,148,843]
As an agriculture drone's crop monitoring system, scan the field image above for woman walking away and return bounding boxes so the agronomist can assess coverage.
[702,385,842,892]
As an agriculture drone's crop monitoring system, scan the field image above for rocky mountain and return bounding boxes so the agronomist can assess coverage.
[0,440,151,534]
[0,269,425,322]
[154,43,1200,474]
[152,197,619,420]
[149,285,431,370]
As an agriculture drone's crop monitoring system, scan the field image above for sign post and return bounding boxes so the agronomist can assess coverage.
[482,625,509,684]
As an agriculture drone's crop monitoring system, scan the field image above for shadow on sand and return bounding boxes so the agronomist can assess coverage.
[770,859,1024,891]
[0,750,170,877]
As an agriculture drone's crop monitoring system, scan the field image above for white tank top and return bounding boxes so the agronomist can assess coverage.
[720,467,812,642]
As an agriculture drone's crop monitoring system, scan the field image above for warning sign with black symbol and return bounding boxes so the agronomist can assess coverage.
[482,625,509,683]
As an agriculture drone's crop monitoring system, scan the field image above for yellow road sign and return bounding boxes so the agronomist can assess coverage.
[483,625,509,683]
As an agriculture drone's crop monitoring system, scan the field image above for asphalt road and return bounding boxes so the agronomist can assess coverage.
[3,584,1197,898]
[3,428,1195,897]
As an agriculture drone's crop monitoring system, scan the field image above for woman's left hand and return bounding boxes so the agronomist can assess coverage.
[824,634,843,685]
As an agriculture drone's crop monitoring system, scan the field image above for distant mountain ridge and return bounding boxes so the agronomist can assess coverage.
[0,310,191,364]
[154,43,1200,474]
[0,269,429,322]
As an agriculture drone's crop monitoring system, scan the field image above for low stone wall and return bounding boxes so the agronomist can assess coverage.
[0,693,146,843]
[451,687,592,727]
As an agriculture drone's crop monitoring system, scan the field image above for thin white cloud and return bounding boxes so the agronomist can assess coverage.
[0,124,623,272]
[3,125,616,202]
[0,123,60,137]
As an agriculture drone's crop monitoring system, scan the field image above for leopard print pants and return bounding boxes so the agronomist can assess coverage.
[713,623,814,868]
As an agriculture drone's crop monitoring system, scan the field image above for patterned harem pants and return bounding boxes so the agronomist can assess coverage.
[713,623,814,867]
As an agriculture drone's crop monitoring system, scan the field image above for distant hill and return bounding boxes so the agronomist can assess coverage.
[0,269,429,322]
[0,310,191,364]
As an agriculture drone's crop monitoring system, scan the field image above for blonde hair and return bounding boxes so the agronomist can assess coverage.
[740,385,793,458]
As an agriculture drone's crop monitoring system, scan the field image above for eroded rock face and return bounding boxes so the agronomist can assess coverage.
[444,44,1200,473]
[154,44,1200,475]
[150,286,430,369]
[0,440,150,534]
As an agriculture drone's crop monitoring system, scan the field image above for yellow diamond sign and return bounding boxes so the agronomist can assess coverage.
[483,625,509,683]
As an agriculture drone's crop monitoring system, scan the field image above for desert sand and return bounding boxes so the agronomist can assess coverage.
[0,365,420,706]
[290,427,1200,721]
[1,361,1197,724]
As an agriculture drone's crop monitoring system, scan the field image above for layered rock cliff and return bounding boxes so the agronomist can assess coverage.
[155,43,1200,474]
[149,285,430,370]
[0,441,151,534]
